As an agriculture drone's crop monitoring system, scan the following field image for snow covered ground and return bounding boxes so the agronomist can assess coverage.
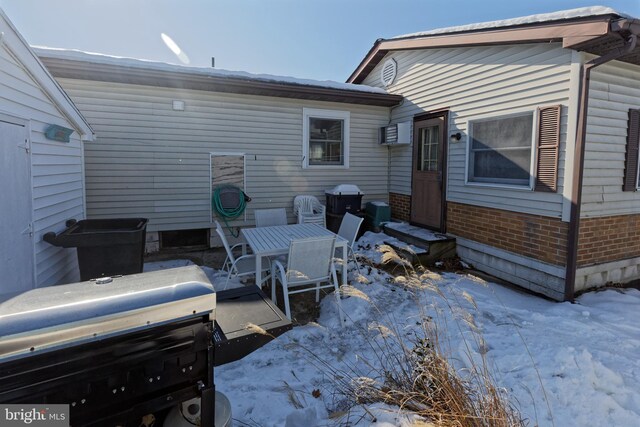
[153,231,640,426]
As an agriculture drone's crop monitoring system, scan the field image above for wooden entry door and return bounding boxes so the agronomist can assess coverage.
[411,116,446,230]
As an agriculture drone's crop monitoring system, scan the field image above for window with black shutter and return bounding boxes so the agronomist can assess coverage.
[623,109,640,192]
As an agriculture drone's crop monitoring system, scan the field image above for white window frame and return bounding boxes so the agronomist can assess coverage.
[464,109,537,190]
[302,108,350,169]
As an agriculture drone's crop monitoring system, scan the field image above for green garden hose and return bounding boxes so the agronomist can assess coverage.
[212,185,250,237]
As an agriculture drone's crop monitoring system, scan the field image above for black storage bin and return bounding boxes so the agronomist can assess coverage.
[326,212,366,236]
[43,218,148,281]
[325,184,364,215]
[326,212,343,234]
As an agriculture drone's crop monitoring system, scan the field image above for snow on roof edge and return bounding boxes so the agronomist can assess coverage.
[391,6,631,40]
[0,10,94,139]
[33,46,388,95]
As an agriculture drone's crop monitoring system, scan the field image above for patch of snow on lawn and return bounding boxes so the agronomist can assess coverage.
[216,231,640,426]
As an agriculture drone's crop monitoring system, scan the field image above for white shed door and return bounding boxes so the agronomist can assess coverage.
[0,118,34,295]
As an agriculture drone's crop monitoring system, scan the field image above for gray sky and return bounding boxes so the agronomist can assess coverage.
[1,0,639,82]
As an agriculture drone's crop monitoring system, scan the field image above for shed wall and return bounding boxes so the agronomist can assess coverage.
[0,44,83,287]
[361,43,574,218]
[55,78,390,232]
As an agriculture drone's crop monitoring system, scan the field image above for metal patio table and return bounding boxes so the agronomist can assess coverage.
[241,223,349,287]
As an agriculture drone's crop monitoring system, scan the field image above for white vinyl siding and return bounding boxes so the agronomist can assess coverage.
[0,44,84,287]
[55,78,389,231]
[362,43,573,218]
[582,60,640,217]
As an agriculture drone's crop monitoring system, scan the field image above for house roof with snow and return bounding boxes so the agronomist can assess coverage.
[0,9,94,140]
[348,6,640,84]
[34,47,402,107]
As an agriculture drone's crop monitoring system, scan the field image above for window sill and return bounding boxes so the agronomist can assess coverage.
[303,164,350,170]
[465,181,533,191]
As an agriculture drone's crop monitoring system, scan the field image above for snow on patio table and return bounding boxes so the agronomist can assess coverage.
[210,232,640,426]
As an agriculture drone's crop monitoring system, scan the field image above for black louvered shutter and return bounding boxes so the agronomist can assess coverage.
[623,109,640,192]
[535,105,561,192]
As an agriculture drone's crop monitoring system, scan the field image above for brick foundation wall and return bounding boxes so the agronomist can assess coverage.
[577,214,640,267]
[447,202,568,266]
[389,192,411,222]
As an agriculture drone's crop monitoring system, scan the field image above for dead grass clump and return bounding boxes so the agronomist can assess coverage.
[346,319,525,427]
[434,256,468,272]
[330,245,526,426]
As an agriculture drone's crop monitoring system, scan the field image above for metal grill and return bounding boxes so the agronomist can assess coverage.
[0,266,216,427]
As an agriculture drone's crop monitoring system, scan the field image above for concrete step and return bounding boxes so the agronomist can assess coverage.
[382,222,457,266]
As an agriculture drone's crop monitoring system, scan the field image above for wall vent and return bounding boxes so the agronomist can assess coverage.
[380,58,397,87]
[160,228,209,250]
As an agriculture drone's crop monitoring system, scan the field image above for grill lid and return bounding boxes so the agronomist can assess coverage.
[0,266,215,361]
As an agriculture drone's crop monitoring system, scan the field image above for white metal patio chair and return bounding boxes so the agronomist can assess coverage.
[293,195,326,227]
[215,221,269,288]
[337,212,364,276]
[271,236,345,324]
[254,208,288,227]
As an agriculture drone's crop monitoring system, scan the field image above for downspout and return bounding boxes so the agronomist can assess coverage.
[564,32,637,301]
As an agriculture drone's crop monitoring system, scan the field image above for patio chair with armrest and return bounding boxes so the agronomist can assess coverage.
[293,195,326,227]
[254,208,288,227]
[271,236,345,325]
[337,212,364,276]
[215,221,269,288]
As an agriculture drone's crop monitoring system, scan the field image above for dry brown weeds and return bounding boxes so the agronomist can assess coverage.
[332,245,527,426]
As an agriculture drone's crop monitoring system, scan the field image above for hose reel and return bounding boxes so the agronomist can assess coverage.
[212,185,251,237]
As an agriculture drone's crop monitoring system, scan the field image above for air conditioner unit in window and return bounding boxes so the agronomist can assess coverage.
[379,121,410,145]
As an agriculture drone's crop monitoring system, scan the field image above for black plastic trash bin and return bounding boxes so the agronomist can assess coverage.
[43,218,148,281]
[325,184,364,233]
[325,184,364,215]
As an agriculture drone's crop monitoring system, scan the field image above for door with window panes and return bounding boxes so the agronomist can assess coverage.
[411,116,446,230]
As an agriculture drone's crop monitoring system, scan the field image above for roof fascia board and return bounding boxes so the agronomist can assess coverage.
[381,20,610,50]
[0,10,94,140]
[563,35,605,48]
[611,18,640,33]
[349,18,611,83]
[41,58,402,107]
[347,42,384,84]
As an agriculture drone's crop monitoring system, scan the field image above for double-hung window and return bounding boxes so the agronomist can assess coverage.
[467,112,535,188]
[302,108,349,168]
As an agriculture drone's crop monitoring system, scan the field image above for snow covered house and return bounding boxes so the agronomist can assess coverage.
[348,7,640,300]
[34,47,401,252]
[0,9,93,298]
[33,6,640,301]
